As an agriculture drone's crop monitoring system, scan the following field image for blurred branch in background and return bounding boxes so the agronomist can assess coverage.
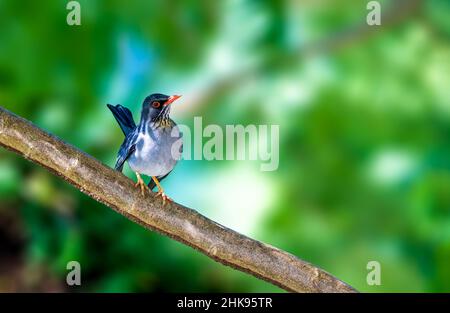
[0,106,356,293]
[192,0,423,113]
[300,0,423,56]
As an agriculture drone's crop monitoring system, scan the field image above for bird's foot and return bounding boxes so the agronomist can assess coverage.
[134,173,150,196]
[155,190,172,205]
[150,176,172,205]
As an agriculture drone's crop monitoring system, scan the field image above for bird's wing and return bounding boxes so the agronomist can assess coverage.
[114,130,137,172]
[107,104,137,136]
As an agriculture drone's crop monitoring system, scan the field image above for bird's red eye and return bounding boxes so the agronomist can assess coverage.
[152,101,161,108]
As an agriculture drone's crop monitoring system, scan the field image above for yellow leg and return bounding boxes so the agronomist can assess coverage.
[134,172,150,196]
[151,176,172,205]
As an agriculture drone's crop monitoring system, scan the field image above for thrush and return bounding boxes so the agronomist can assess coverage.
[107,93,182,204]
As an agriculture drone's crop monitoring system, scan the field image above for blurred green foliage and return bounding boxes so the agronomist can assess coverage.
[0,0,449,292]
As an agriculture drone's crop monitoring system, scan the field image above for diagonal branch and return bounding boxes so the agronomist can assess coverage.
[0,106,356,293]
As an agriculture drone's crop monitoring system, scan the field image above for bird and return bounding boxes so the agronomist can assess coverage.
[107,93,182,204]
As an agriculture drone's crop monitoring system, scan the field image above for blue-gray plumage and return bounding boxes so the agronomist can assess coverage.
[107,93,182,203]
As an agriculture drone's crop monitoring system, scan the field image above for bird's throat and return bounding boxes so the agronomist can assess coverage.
[153,118,172,129]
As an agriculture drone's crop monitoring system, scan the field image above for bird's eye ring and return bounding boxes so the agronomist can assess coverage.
[152,101,161,108]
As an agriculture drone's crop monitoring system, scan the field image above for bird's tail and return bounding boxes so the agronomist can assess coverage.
[107,104,136,136]
[148,180,156,191]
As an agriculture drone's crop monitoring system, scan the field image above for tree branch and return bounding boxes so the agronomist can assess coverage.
[0,106,356,293]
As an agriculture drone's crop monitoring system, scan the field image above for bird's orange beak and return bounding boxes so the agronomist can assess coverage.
[165,95,181,106]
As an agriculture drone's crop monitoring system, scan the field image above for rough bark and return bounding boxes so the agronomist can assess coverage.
[0,106,357,293]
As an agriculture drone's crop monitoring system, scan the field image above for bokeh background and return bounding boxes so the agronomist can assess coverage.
[0,0,449,292]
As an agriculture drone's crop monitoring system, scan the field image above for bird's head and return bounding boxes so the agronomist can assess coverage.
[141,93,181,124]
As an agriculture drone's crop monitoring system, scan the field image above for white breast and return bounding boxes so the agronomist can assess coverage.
[128,124,182,177]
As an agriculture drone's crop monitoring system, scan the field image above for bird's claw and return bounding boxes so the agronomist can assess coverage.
[155,190,172,205]
[135,174,151,196]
